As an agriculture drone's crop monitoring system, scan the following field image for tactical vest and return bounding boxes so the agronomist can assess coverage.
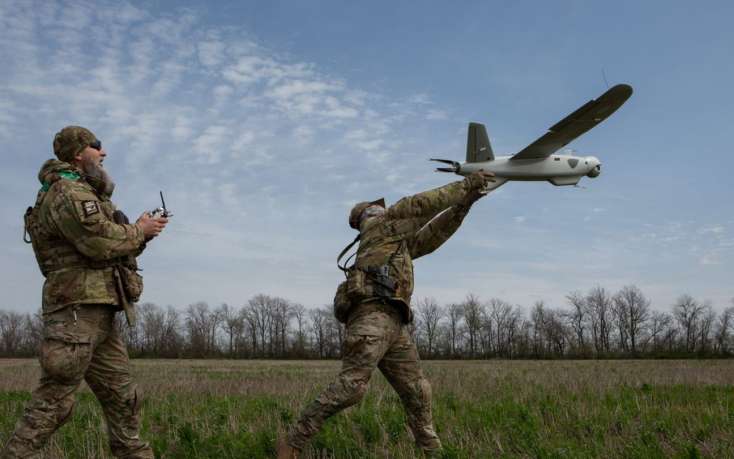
[24,170,141,320]
[25,180,125,275]
[347,217,416,323]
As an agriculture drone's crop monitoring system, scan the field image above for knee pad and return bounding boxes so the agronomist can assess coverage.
[340,377,369,407]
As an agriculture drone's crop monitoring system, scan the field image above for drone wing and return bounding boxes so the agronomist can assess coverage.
[510,84,633,161]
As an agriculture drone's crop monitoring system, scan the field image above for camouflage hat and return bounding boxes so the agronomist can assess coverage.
[52,126,98,162]
[349,198,385,229]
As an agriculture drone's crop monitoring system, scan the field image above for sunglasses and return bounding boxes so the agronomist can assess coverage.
[88,140,102,151]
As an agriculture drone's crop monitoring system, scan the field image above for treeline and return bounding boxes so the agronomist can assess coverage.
[1,287,733,359]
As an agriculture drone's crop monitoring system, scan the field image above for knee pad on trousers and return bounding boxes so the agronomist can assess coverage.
[338,377,369,408]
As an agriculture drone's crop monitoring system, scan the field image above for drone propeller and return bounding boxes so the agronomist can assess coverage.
[429,158,461,173]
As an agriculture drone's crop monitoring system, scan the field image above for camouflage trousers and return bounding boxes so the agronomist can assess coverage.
[287,301,441,453]
[1,304,153,459]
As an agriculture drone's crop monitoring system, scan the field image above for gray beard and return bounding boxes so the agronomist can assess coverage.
[82,160,116,196]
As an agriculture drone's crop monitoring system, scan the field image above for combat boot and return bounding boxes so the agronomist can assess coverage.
[276,437,300,459]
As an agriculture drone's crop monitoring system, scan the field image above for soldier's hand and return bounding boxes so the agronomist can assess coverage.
[136,212,168,239]
[465,170,495,189]
[465,170,495,196]
[463,170,496,205]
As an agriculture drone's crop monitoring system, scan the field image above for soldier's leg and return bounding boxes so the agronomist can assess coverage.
[286,306,397,450]
[84,311,153,459]
[2,307,94,458]
[378,324,441,453]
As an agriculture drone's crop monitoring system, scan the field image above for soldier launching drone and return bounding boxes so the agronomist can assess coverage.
[279,170,495,458]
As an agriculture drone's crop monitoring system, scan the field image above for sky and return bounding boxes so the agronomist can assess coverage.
[1,0,732,314]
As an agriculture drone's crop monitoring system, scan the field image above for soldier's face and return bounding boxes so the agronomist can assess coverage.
[75,143,115,195]
[76,144,107,169]
[360,205,385,226]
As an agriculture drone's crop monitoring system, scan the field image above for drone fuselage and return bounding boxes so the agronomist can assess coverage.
[431,84,632,190]
[458,154,601,187]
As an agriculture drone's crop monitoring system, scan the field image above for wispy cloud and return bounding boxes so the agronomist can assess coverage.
[0,0,473,309]
[2,0,731,314]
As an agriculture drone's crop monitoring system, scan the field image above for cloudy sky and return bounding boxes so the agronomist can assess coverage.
[1,0,732,314]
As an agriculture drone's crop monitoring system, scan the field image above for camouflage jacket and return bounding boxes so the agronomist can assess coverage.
[25,160,145,314]
[354,176,481,322]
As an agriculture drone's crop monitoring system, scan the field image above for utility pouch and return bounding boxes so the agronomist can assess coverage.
[112,210,130,225]
[117,265,144,303]
[333,280,352,323]
[346,268,371,300]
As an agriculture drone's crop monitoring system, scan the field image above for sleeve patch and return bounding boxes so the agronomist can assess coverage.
[82,200,100,217]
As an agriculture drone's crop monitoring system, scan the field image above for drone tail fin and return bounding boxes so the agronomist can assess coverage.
[466,122,494,163]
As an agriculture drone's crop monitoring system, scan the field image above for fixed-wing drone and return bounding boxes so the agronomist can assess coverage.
[431,84,633,190]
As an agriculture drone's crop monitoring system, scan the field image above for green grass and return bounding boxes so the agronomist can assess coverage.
[0,360,732,458]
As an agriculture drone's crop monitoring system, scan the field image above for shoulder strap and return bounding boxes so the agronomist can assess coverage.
[23,207,33,243]
[337,234,360,273]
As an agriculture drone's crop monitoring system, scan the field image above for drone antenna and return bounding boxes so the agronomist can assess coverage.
[159,191,167,212]
[601,68,610,89]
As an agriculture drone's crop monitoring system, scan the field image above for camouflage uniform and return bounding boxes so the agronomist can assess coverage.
[287,174,489,453]
[2,127,153,458]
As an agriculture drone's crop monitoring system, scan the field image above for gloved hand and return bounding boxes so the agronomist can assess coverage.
[463,170,496,205]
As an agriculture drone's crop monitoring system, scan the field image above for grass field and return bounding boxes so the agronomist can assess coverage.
[0,359,732,458]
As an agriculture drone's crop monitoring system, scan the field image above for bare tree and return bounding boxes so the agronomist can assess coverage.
[291,303,308,357]
[564,291,587,355]
[271,297,291,356]
[323,313,344,358]
[673,294,705,353]
[185,302,222,356]
[248,294,275,357]
[310,308,329,359]
[530,301,546,357]
[715,306,734,354]
[23,312,43,355]
[697,302,716,353]
[647,310,674,353]
[612,285,651,355]
[160,306,183,357]
[416,297,442,358]
[243,306,258,356]
[219,303,244,356]
[0,311,25,356]
[138,302,163,355]
[445,303,463,357]
[463,294,483,358]
[585,287,613,355]
[487,298,514,357]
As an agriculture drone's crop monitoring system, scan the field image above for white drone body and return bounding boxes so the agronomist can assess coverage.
[431,84,632,191]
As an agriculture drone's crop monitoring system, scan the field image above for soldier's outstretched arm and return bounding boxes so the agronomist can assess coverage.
[48,185,146,261]
[408,204,468,259]
[409,178,492,259]
[386,172,493,226]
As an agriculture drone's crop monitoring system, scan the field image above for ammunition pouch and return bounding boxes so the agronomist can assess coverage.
[111,210,144,303]
[333,280,351,323]
[117,265,143,303]
[334,234,400,323]
[112,210,130,225]
[366,265,398,297]
[346,268,368,300]
[333,265,399,324]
